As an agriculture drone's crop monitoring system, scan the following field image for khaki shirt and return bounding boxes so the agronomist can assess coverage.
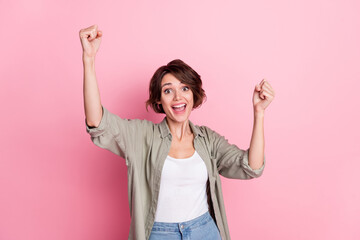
[85,105,265,240]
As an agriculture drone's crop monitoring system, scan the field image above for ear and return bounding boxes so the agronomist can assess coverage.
[156,100,161,105]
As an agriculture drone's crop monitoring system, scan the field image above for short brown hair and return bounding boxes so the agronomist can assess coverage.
[146,59,206,113]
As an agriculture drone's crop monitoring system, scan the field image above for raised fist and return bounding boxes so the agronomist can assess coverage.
[79,24,103,58]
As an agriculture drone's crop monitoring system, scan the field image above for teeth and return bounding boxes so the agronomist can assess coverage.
[173,104,186,108]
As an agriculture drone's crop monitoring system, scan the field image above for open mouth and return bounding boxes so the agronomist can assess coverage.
[172,103,186,112]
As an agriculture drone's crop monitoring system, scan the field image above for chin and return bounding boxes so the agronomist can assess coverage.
[169,114,189,123]
[166,111,192,124]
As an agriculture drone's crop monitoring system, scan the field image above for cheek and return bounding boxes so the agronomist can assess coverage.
[160,94,172,105]
[186,92,194,105]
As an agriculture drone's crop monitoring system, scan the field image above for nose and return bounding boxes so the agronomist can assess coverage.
[173,89,181,100]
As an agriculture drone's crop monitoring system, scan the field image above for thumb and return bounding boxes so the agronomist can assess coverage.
[96,30,103,38]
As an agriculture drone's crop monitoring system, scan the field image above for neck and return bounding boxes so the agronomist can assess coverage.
[165,117,193,141]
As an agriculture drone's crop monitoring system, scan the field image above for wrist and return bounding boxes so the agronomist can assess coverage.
[254,108,265,117]
[82,54,95,63]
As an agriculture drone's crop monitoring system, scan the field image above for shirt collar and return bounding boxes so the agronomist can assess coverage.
[159,117,204,139]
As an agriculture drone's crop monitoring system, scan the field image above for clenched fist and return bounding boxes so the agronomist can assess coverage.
[79,24,103,59]
[252,79,275,113]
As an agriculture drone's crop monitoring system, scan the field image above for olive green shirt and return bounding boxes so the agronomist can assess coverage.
[85,105,265,240]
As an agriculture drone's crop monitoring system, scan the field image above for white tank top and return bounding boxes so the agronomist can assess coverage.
[154,150,209,222]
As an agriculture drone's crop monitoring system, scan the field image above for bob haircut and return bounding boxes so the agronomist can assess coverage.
[146,59,206,114]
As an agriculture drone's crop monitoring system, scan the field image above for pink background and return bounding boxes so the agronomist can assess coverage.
[1,0,359,239]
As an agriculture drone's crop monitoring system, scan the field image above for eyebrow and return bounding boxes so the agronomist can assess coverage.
[161,83,172,88]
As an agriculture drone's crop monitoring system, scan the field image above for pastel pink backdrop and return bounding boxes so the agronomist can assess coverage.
[1,0,359,239]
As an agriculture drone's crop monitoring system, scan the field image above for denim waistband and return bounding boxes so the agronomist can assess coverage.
[151,211,212,232]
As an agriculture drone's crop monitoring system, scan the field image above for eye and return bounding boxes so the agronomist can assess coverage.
[182,86,189,91]
[164,88,172,94]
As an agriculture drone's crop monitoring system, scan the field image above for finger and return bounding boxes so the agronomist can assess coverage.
[261,89,274,100]
[259,79,264,88]
[263,81,274,91]
[259,90,266,100]
[96,30,103,39]
[260,81,275,96]
[80,30,94,41]
[91,25,99,39]
[92,29,103,40]
[260,84,273,95]
[260,91,266,100]
[84,25,99,41]
[88,30,97,41]
[260,78,266,86]
[80,25,96,37]
[259,88,265,99]
[79,29,89,39]
[259,92,265,100]
[255,84,261,91]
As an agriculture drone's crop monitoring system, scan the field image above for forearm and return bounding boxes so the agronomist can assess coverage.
[83,55,102,127]
[248,110,265,170]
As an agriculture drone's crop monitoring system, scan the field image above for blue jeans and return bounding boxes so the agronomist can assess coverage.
[149,211,222,240]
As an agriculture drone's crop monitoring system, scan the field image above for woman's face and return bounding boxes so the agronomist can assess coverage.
[157,73,194,124]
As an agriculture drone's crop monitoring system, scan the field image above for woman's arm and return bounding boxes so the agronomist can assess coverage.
[248,111,265,170]
[83,56,102,127]
[249,79,275,169]
[79,25,103,127]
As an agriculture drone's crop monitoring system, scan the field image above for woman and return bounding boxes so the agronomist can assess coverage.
[80,25,275,240]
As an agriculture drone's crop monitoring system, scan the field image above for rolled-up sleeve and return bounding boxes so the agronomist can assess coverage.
[238,148,265,178]
[85,105,153,165]
[206,127,265,179]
